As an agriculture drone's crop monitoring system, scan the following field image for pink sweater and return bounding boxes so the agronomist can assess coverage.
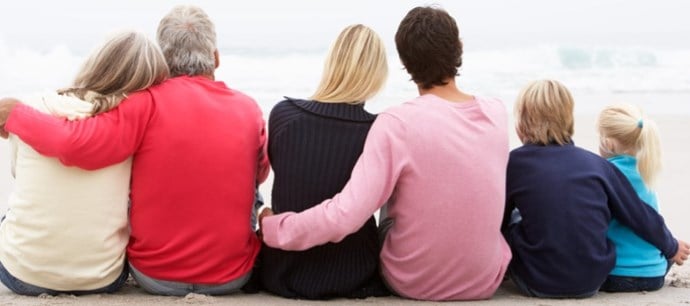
[263,94,511,301]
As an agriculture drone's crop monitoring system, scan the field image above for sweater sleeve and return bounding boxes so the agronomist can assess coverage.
[604,162,678,258]
[262,113,406,250]
[5,91,154,170]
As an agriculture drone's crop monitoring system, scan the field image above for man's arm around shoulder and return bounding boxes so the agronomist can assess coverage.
[2,91,155,170]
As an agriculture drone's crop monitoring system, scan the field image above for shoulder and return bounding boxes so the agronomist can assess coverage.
[267,98,306,134]
[475,96,505,108]
[270,98,300,115]
[121,88,155,106]
[378,98,420,122]
[510,143,602,164]
[476,96,507,114]
[269,98,305,120]
[22,92,94,119]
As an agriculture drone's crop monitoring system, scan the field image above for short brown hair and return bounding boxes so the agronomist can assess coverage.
[515,80,574,146]
[395,6,463,89]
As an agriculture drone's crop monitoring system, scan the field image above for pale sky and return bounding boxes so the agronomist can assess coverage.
[1,0,689,55]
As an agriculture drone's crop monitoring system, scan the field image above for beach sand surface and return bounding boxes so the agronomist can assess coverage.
[0,114,688,305]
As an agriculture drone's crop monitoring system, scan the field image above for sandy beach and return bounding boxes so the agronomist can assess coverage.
[0,113,688,305]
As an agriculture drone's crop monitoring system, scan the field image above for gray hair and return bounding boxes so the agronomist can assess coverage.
[157,5,217,77]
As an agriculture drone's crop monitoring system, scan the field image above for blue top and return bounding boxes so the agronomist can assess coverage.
[503,143,677,296]
[607,155,667,277]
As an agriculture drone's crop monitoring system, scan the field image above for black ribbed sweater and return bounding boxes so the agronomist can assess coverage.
[259,98,388,299]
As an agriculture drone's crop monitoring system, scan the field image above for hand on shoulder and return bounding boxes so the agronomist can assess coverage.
[0,97,21,138]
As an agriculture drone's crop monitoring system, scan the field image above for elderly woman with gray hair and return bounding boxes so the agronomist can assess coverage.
[0,5,269,296]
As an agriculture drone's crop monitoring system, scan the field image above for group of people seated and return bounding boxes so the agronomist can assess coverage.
[0,4,688,301]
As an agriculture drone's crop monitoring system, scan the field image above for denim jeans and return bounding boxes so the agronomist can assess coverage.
[376,203,399,296]
[599,260,673,292]
[0,260,129,296]
[129,264,250,296]
[508,265,597,298]
[250,189,264,231]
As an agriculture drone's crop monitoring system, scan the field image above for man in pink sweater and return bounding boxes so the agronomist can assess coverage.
[260,7,511,301]
[0,6,268,296]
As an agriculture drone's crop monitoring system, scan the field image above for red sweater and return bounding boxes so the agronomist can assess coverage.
[6,76,269,284]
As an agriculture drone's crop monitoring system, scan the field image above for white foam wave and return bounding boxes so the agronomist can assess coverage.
[1,40,689,114]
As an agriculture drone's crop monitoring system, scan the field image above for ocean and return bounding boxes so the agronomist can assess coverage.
[2,0,690,115]
[1,42,690,116]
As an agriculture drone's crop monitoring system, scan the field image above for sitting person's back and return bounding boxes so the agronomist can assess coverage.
[0,6,270,296]
[503,80,685,298]
[261,7,512,301]
[0,31,168,295]
[2,93,130,293]
[597,104,671,292]
[259,25,389,299]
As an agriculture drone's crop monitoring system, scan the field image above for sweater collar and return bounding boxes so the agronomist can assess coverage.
[287,97,376,122]
[607,154,637,164]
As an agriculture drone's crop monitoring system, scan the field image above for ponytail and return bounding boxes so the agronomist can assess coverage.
[597,104,661,188]
[635,117,661,187]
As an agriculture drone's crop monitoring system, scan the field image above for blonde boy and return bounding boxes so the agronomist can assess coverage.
[502,80,689,298]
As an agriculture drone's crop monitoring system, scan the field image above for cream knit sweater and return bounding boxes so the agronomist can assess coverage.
[0,92,130,290]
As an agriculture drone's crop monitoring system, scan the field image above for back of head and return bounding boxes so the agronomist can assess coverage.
[395,6,462,89]
[515,79,574,146]
[597,104,661,187]
[157,5,217,77]
[311,24,388,104]
[61,31,169,115]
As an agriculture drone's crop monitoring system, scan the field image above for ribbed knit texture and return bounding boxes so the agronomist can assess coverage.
[260,98,387,299]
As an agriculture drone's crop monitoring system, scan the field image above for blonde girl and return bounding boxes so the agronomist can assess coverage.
[0,31,168,296]
[503,80,687,298]
[597,104,669,292]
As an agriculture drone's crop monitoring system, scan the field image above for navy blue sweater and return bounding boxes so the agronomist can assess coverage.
[503,143,677,296]
[259,98,387,299]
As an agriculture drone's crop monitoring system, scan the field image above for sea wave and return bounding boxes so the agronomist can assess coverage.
[1,40,689,114]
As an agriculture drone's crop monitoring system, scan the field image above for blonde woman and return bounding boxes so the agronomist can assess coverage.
[261,7,512,301]
[597,104,671,292]
[503,80,689,298]
[259,24,389,299]
[0,31,168,296]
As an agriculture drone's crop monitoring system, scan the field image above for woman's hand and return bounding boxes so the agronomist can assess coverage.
[257,206,274,239]
[0,98,20,138]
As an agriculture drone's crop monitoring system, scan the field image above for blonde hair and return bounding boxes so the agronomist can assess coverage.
[59,31,169,115]
[157,5,217,77]
[311,24,388,104]
[597,104,661,187]
[515,79,575,145]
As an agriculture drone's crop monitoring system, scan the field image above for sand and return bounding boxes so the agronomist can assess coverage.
[0,114,688,305]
